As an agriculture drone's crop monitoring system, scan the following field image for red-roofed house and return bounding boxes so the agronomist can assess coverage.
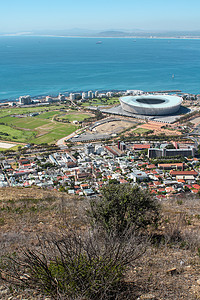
[133,144,150,150]
[150,190,157,194]
[177,179,185,183]
[154,181,162,186]
[120,179,128,184]
[165,186,175,193]
[158,163,184,170]
[18,159,32,169]
[192,184,200,190]
[147,164,156,169]
[192,189,199,194]
[170,170,198,180]
[80,184,89,190]
[185,184,192,189]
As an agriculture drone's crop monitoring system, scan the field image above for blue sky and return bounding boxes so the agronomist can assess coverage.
[1,0,200,32]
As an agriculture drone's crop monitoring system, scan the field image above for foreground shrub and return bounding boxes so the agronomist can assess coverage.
[0,230,145,299]
[89,183,160,236]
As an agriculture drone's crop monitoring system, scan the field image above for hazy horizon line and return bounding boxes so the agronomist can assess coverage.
[1,28,200,35]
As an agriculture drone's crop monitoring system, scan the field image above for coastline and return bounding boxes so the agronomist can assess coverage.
[0,89,125,103]
[1,34,200,40]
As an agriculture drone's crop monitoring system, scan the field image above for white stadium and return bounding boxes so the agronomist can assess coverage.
[119,94,182,116]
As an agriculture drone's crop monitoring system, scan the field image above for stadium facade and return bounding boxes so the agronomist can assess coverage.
[119,95,182,116]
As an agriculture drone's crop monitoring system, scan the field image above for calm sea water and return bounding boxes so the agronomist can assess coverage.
[0,36,200,101]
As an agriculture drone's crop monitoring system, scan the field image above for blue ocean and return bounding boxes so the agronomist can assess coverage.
[0,36,200,101]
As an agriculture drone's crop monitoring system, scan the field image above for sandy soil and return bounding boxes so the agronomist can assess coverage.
[0,142,17,148]
[134,121,182,136]
[95,120,135,134]
[190,117,200,126]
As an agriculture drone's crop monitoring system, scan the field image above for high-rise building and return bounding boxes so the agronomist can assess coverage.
[70,93,76,101]
[88,90,93,99]
[45,96,53,103]
[85,143,95,155]
[82,92,88,100]
[95,91,99,97]
[58,93,65,101]
[106,92,114,97]
[19,95,32,105]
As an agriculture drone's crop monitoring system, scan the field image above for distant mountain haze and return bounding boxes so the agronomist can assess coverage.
[1,29,200,38]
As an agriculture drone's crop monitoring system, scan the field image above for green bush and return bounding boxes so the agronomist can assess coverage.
[0,231,144,299]
[89,183,160,235]
[33,254,124,298]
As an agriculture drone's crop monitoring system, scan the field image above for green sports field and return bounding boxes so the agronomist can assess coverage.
[0,124,36,143]
[0,116,49,130]
[0,104,79,144]
[57,112,92,122]
[29,123,77,144]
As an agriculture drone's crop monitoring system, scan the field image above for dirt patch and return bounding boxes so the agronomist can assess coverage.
[35,130,49,137]
[0,142,17,149]
[133,121,182,136]
[15,126,32,131]
[94,120,135,134]
[190,117,200,126]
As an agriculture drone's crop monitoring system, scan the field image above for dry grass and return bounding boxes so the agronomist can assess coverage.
[0,188,199,299]
[94,120,135,134]
[134,121,182,136]
[0,187,89,256]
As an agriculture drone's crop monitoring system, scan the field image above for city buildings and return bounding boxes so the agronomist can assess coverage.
[58,93,65,101]
[148,147,196,158]
[19,95,32,105]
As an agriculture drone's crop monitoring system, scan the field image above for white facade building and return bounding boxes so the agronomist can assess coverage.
[58,93,65,101]
[82,92,88,100]
[70,93,76,101]
[19,95,32,105]
[95,91,99,97]
[88,91,93,99]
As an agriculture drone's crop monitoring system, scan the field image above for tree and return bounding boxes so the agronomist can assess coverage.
[108,178,119,185]
[89,183,160,235]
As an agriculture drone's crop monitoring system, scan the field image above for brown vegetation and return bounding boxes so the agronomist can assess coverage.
[0,188,199,299]
[134,122,182,136]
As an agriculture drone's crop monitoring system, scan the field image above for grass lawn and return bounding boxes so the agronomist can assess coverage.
[0,105,80,145]
[57,113,92,122]
[0,116,49,130]
[133,128,152,134]
[36,111,61,119]
[0,124,36,143]
[30,123,78,144]
[81,97,120,107]
[0,104,66,118]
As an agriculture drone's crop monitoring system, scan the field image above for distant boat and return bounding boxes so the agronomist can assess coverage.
[96,41,102,44]
[172,74,175,79]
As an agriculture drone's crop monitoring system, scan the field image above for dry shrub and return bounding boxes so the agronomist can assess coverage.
[163,213,186,244]
[0,228,146,300]
[181,229,200,250]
